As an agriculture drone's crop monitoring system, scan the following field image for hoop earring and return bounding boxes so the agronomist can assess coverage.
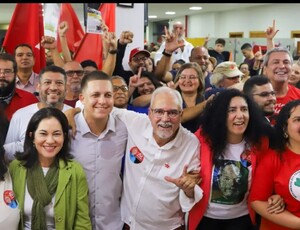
[283,132,288,139]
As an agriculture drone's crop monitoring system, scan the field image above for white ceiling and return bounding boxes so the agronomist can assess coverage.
[0,3,271,25]
[147,3,271,22]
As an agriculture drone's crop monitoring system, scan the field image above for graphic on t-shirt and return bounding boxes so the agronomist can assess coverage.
[289,170,300,201]
[211,160,248,205]
[129,146,144,164]
[3,190,18,208]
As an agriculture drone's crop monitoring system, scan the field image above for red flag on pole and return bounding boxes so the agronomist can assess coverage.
[73,3,116,70]
[57,3,85,54]
[2,3,46,73]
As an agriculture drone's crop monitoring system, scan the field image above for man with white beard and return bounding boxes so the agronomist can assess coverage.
[112,86,203,230]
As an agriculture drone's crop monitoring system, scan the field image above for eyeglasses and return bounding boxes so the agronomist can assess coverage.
[179,75,198,80]
[132,56,148,62]
[252,91,276,97]
[113,85,128,92]
[65,70,84,77]
[150,108,182,118]
[0,69,14,76]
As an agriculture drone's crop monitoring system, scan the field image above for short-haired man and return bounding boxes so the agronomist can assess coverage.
[263,47,300,124]
[14,43,40,94]
[70,71,128,229]
[240,43,259,77]
[243,75,276,120]
[112,86,203,229]
[0,53,38,120]
[207,38,230,65]
[63,60,85,107]
[4,65,72,161]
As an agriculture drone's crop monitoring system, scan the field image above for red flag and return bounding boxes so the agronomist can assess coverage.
[3,3,46,73]
[57,3,85,54]
[74,3,116,70]
[99,3,116,32]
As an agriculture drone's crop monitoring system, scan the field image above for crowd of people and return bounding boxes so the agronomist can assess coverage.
[1,17,300,230]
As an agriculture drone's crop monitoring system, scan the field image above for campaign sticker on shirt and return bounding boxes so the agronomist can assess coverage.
[240,148,252,168]
[3,190,18,209]
[129,146,144,164]
[289,170,300,201]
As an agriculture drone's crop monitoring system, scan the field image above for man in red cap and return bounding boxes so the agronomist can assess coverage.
[112,31,152,85]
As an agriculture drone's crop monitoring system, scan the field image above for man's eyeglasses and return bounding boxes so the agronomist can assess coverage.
[113,85,128,92]
[65,70,84,77]
[150,108,182,118]
[132,56,148,62]
[0,69,14,76]
[252,91,276,97]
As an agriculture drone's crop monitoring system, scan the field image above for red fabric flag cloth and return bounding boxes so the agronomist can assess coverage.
[57,3,85,54]
[73,3,116,70]
[2,3,46,73]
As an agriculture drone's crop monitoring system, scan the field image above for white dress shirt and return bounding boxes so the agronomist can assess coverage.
[112,107,203,230]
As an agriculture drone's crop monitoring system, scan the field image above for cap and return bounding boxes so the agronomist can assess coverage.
[210,61,244,86]
[129,47,150,61]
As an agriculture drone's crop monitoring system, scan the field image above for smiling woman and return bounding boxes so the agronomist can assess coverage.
[9,107,92,230]
[188,89,277,230]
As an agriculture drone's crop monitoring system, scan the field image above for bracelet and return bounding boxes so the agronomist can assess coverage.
[162,49,172,57]
[108,49,118,54]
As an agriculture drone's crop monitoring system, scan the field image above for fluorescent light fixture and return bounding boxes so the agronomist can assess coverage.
[189,6,202,10]
[148,15,157,18]
[165,11,176,15]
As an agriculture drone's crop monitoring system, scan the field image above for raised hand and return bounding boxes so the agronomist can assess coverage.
[266,19,279,40]
[58,21,69,37]
[164,26,185,53]
[41,36,57,50]
[119,31,134,45]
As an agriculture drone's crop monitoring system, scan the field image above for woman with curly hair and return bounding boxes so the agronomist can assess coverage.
[188,89,282,230]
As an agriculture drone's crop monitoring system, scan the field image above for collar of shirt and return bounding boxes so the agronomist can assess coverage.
[76,111,116,137]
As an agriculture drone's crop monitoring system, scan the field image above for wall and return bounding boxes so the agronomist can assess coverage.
[116,3,145,70]
[157,3,300,65]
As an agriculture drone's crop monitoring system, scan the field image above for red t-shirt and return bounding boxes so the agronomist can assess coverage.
[5,88,39,120]
[249,147,300,230]
[269,84,300,125]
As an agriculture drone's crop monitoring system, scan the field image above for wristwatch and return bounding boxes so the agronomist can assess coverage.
[108,49,118,54]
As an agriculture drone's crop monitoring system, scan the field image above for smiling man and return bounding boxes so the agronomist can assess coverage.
[262,47,300,124]
[69,71,128,230]
[243,75,276,120]
[111,86,202,230]
[4,65,72,161]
